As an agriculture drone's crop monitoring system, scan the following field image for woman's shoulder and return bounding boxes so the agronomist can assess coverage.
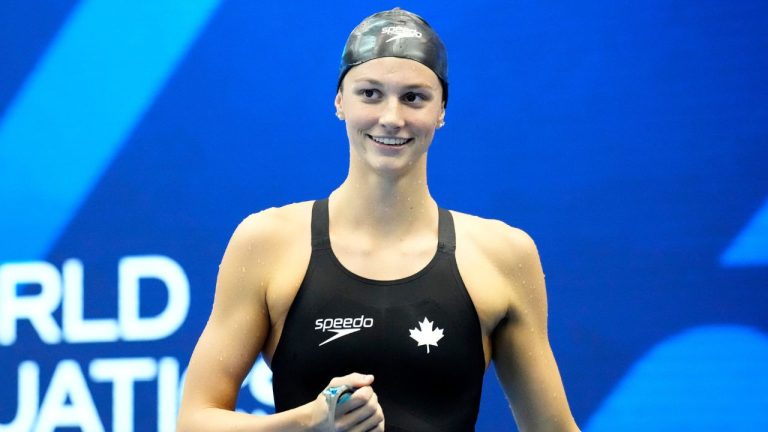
[449,209,539,268]
[238,200,313,235]
[241,200,313,228]
[226,200,315,255]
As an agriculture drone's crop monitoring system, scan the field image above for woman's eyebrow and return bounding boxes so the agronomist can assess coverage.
[352,78,435,91]
[402,83,435,91]
[351,78,384,86]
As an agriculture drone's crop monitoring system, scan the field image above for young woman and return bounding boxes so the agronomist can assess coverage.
[177,8,579,432]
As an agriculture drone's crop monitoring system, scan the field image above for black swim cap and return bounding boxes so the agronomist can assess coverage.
[338,8,448,105]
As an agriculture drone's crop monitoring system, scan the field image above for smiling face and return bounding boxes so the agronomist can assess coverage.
[335,57,446,178]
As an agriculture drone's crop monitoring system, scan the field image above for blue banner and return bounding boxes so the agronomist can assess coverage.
[1,1,767,430]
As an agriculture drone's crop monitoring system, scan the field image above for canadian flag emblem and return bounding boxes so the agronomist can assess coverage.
[409,317,444,353]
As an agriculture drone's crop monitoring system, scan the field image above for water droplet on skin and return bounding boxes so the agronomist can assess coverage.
[241,267,246,272]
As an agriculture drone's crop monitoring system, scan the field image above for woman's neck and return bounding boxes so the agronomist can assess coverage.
[329,168,437,239]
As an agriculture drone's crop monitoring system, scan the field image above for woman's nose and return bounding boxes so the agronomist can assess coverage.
[378,98,405,129]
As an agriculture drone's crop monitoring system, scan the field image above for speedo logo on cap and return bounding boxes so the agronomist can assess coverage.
[381,26,422,42]
[315,315,374,346]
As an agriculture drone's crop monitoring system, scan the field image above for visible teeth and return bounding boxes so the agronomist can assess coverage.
[371,136,409,146]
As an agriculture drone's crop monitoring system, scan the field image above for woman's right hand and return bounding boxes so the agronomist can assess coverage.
[310,373,385,431]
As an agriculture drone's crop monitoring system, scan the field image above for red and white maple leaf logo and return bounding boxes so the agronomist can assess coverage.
[409,317,444,353]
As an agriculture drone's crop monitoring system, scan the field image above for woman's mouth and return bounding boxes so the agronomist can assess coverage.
[368,135,413,147]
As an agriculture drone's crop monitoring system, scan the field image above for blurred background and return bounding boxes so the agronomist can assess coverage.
[1,1,766,430]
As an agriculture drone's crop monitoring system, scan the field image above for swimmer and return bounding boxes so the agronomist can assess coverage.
[177,8,580,432]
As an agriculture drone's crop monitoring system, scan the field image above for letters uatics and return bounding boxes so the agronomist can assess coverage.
[0,255,190,431]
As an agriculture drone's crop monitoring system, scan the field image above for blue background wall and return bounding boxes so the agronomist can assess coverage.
[1,1,767,430]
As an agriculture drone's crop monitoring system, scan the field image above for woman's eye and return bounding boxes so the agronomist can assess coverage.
[403,92,425,103]
[361,89,379,98]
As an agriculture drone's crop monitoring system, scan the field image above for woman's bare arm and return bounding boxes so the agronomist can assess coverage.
[489,225,580,432]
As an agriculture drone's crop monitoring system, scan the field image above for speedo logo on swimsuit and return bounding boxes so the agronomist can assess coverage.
[315,315,374,346]
[381,26,422,43]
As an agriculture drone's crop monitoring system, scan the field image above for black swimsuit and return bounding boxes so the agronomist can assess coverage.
[271,199,485,431]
